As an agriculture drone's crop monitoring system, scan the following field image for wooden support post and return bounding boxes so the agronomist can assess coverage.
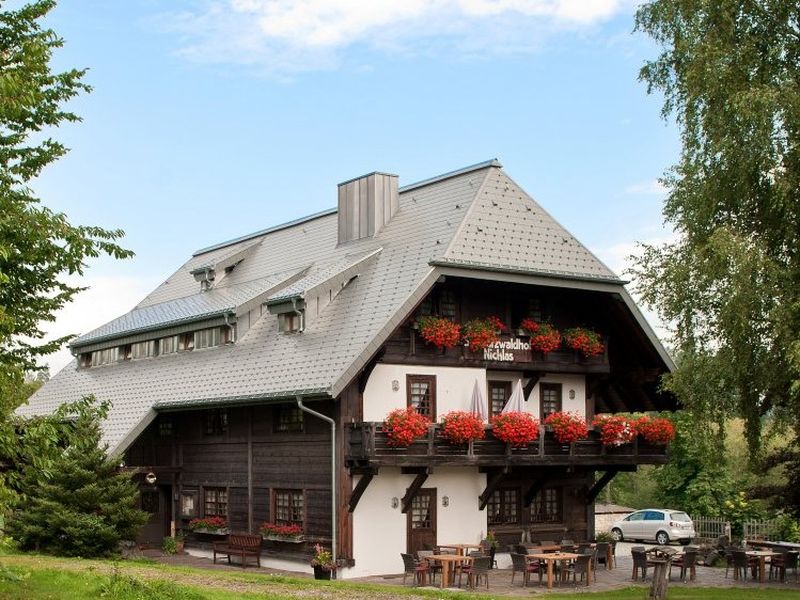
[478,468,509,510]
[585,470,619,504]
[247,406,254,533]
[401,471,430,514]
[523,476,549,507]
[348,472,376,513]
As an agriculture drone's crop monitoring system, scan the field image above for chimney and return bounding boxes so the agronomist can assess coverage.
[337,172,399,244]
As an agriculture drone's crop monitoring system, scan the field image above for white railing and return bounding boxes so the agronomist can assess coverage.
[743,519,779,541]
[691,516,782,542]
[692,516,730,540]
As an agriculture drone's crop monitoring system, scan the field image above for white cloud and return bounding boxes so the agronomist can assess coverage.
[153,0,632,74]
[37,275,159,376]
[624,179,667,196]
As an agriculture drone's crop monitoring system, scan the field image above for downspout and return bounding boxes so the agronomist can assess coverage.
[296,396,336,575]
[223,311,236,342]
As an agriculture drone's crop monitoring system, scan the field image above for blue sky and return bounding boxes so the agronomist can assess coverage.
[35,0,678,372]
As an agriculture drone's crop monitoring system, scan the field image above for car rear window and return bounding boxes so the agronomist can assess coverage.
[670,512,691,522]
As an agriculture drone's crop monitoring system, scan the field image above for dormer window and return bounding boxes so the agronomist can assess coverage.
[278,313,302,333]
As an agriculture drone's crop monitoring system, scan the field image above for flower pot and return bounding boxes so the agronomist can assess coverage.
[175,540,185,554]
[313,565,332,580]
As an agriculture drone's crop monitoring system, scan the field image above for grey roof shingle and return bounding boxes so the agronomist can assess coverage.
[20,161,667,456]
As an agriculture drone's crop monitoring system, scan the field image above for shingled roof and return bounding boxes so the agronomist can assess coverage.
[19,160,669,454]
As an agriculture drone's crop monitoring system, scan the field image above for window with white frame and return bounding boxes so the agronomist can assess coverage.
[274,489,304,526]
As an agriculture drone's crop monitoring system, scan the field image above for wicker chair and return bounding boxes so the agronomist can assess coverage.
[596,542,611,568]
[417,550,439,584]
[631,548,649,581]
[670,549,698,582]
[565,554,593,586]
[770,551,799,582]
[460,555,491,589]
[401,553,429,586]
[510,552,542,586]
[733,550,758,581]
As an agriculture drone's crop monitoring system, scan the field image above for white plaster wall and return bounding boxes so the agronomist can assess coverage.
[363,364,587,421]
[342,468,488,579]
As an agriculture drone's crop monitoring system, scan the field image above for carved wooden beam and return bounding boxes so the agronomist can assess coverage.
[401,471,430,514]
[523,371,542,399]
[478,468,510,510]
[585,470,620,504]
[348,471,377,513]
[523,475,551,507]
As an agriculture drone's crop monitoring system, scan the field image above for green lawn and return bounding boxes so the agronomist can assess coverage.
[1,552,799,600]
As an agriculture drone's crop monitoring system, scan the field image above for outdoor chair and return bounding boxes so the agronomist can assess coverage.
[510,552,542,586]
[565,554,593,586]
[770,551,798,582]
[401,553,429,586]
[479,539,497,568]
[560,543,576,554]
[631,548,649,581]
[417,550,439,584]
[514,543,529,555]
[596,542,611,568]
[733,550,758,581]
[460,555,491,589]
[724,546,737,578]
[577,543,592,554]
[670,549,698,582]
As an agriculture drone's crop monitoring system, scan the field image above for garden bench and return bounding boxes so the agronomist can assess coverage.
[212,533,262,568]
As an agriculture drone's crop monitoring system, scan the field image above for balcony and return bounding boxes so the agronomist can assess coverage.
[345,423,668,470]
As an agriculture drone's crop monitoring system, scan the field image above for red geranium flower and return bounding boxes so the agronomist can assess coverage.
[592,414,635,446]
[462,318,501,351]
[440,411,485,445]
[636,416,676,445]
[520,319,562,353]
[383,407,431,447]
[543,411,589,444]
[417,316,461,350]
[490,412,540,448]
[563,327,604,357]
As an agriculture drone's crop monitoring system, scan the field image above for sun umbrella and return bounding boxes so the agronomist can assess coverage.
[469,378,488,422]
[501,379,526,414]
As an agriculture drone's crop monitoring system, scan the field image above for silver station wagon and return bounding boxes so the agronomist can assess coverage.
[610,509,696,545]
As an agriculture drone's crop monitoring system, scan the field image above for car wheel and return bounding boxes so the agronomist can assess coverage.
[656,531,669,545]
[611,528,623,542]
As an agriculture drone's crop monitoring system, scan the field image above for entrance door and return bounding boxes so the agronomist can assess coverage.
[136,485,172,547]
[407,488,437,555]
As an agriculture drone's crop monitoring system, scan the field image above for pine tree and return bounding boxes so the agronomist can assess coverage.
[8,400,147,556]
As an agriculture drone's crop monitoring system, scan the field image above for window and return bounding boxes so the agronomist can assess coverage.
[528,298,543,322]
[204,487,228,517]
[160,335,179,355]
[645,511,665,521]
[159,419,173,437]
[407,375,436,419]
[488,381,511,417]
[274,405,304,433]
[194,327,221,350]
[132,340,156,359]
[205,408,228,435]
[530,488,562,523]
[274,489,304,526]
[418,296,433,316]
[439,290,457,320]
[487,488,519,525]
[625,511,646,522]
[120,345,132,361]
[179,333,194,351]
[80,353,92,368]
[539,383,562,420]
[180,491,197,517]
[278,313,301,333]
[91,347,118,366]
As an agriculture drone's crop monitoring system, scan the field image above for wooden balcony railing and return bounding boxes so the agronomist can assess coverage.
[345,423,668,469]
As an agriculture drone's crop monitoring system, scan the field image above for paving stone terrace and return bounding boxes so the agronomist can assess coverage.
[147,542,800,596]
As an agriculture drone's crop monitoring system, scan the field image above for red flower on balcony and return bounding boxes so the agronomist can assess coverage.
[417,316,461,350]
[520,319,562,353]
[383,407,431,447]
[462,318,501,351]
[543,411,589,444]
[490,412,540,448]
[592,414,635,446]
[440,411,485,445]
[487,315,509,334]
[563,327,604,357]
[259,522,304,539]
[635,416,676,445]
[188,516,228,531]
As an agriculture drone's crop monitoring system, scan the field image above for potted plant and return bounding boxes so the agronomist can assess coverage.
[462,317,501,351]
[416,316,461,350]
[635,416,676,445]
[592,415,635,446]
[383,407,430,447]
[161,532,184,554]
[440,411,485,445]
[187,516,229,535]
[259,522,304,542]
[485,531,499,569]
[563,326,604,357]
[310,544,336,580]
[543,411,589,444]
[520,318,562,353]
[490,412,540,448]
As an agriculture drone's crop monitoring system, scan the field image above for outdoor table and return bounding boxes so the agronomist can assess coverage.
[526,551,583,589]
[525,543,561,553]
[438,543,482,556]
[740,550,778,583]
[429,554,472,588]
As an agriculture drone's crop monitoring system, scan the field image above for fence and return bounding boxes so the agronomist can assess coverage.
[691,515,781,541]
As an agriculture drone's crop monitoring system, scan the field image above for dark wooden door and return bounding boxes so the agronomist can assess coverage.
[407,488,437,555]
[136,485,171,547]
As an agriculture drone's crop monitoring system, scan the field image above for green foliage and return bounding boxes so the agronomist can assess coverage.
[632,0,800,515]
[774,514,800,543]
[162,537,180,555]
[6,397,147,557]
[100,569,205,600]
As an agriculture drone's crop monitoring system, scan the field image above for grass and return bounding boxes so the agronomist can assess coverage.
[1,551,799,599]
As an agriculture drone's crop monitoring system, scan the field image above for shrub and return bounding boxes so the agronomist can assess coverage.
[416,316,461,350]
[100,569,204,600]
[440,411,485,445]
[543,411,589,444]
[383,407,430,447]
[490,412,540,448]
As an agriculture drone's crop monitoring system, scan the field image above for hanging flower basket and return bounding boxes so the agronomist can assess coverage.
[592,415,635,446]
[440,411,485,445]
[635,416,676,445]
[188,516,229,535]
[259,522,304,542]
[543,411,589,444]
[490,412,540,448]
[416,316,461,350]
[563,327,604,357]
[462,317,501,351]
[383,407,431,447]
[520,319,562,353]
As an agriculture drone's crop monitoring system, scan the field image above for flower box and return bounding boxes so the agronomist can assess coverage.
[264,535,305,543]
[192,527,229,536]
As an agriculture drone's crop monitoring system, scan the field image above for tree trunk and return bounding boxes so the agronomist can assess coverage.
[649,559,670,600]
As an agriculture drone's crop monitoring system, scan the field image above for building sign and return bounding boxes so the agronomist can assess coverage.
[482,336,532,363]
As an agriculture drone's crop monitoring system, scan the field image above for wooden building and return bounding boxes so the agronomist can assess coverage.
[22,159,675,577]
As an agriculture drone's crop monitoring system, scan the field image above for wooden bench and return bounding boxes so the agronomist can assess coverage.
[213,533,262,568]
